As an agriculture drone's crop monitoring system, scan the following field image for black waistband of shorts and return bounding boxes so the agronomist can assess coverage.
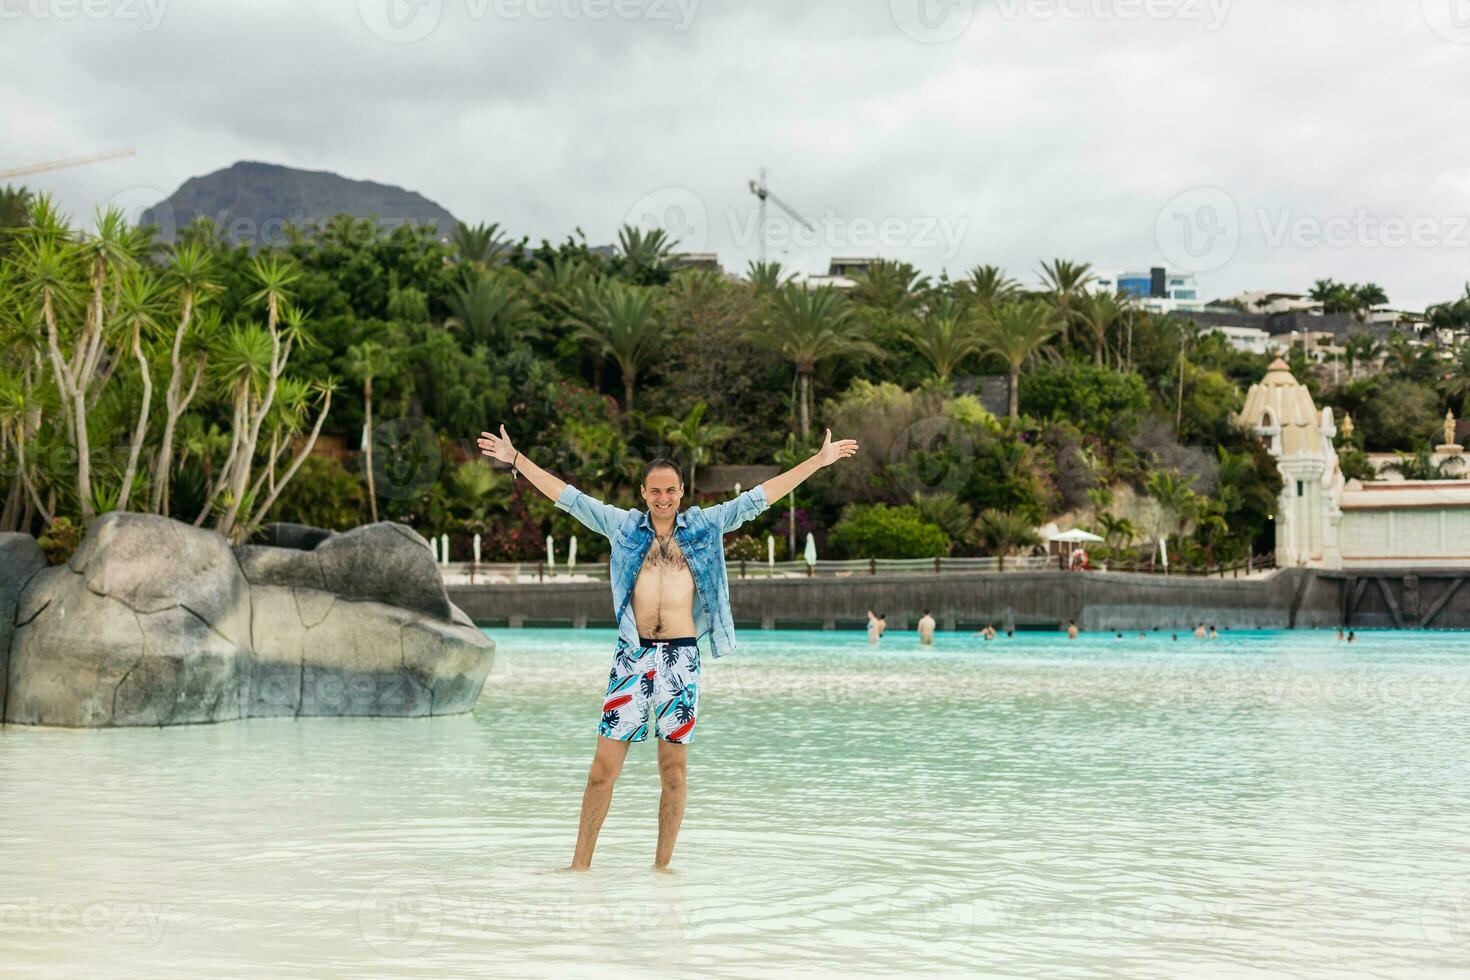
[639,635,696,647]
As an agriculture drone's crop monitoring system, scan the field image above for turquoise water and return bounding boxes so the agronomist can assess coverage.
[3,627,1470,977]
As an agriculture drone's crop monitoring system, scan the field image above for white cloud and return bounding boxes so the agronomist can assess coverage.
[3,0,1468,307]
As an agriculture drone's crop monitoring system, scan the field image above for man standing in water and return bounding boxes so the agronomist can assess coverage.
[917,609,936,646]
[477,425,859,871]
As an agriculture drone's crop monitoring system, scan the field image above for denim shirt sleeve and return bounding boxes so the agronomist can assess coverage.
[701,485,770,535]
[554,485,631,539]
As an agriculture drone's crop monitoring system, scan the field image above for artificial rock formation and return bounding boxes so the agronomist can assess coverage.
[2,513,493,728]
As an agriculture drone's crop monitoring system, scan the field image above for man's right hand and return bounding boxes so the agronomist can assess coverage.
[477,424,517,465]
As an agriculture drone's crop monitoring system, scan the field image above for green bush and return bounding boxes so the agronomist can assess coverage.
[826,503,950,559]
[1019,362,1150,437]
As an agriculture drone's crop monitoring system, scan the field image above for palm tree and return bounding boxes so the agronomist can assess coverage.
[1077,290,1134,367]
[1037,258,1095,346]
[977,300,1062,422]
[899,308,985,382]
[651,401,735,494]
[746,283,882,438]
[1386,447,1463,481]
[1354,283,1388,320]
[1147,469,1198,535]
[973,509,1040,570]
[111,270,167,511]
[344,340,398,522]
[849,259,930,315]
[964,265,1020,309]
[569,280,665,414]
[617,225,677,282]
[745,259,793,292]
[1096,512,1138,552]
[444,268,535,348]
[912,491,973,544]
[450,221,509,269]
[151,242,219,514]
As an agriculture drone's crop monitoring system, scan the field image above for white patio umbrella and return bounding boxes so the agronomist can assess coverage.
[803,532,817,567]
[546,534,555,569]
[767,534,775,567]
[1048,528,1104,543]
[1159,536,1170,569]
[429,536,438,562]
[568,535,578,573]
[440,534,450,566]
[472,533,481,564]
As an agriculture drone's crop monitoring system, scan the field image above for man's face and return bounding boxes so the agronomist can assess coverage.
[640,467,683,521]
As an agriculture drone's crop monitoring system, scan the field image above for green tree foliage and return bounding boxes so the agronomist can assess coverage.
[1018,362,1149,438]
[827,503,950,559]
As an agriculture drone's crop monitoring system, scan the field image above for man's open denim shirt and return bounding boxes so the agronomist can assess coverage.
[554,483,770,659]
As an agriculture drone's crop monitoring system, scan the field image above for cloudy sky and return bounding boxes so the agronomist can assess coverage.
[5,0,1470,308]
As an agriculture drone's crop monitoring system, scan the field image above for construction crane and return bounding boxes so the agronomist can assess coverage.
[0,148,137,181]
[747,167,814,262]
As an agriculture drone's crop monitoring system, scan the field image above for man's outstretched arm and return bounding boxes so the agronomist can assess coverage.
[477,424,628,537]
[478,424,567,502]
[758,428,859,504]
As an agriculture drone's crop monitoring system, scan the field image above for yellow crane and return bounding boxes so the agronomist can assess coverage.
[0,148,136,181]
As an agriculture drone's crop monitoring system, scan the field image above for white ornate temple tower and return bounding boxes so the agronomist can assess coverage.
[1236,358,1344,567]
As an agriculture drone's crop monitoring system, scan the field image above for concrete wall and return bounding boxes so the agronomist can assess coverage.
[445,567,1437,633]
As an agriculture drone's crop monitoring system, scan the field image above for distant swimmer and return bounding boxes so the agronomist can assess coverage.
[917,609,936,646]
[1208,625,1219,640]
[867,609,887,646]
[1194,623,1208,639]
[1067,620,1079,640]
[1347,630,1357,643]
[1335,628,1345,641]
[983,623,997,641]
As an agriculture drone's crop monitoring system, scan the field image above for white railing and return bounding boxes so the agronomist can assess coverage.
[439,552,1276,585]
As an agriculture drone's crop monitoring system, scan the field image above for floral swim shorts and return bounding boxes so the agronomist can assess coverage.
[599,636,701,744]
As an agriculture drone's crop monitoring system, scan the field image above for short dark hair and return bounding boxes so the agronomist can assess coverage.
[923,609,930,615]
[640,457,684,487]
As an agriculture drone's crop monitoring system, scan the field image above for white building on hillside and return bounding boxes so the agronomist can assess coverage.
[1237,359,1470,568]
[1092,267,1205,314]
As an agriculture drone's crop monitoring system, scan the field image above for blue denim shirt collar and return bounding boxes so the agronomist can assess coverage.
[636,508,687,531]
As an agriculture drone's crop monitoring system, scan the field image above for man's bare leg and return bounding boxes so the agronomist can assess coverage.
[654,738,687,871]
[569,735,631,870]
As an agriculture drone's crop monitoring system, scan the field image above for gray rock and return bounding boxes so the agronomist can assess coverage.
[0,533,47,719]
[258,522,335,551]
[235,544,327,592]
[7,572,148,727]
[4,515,493,728]
[314,523,449,622]
[69,512,248,631]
